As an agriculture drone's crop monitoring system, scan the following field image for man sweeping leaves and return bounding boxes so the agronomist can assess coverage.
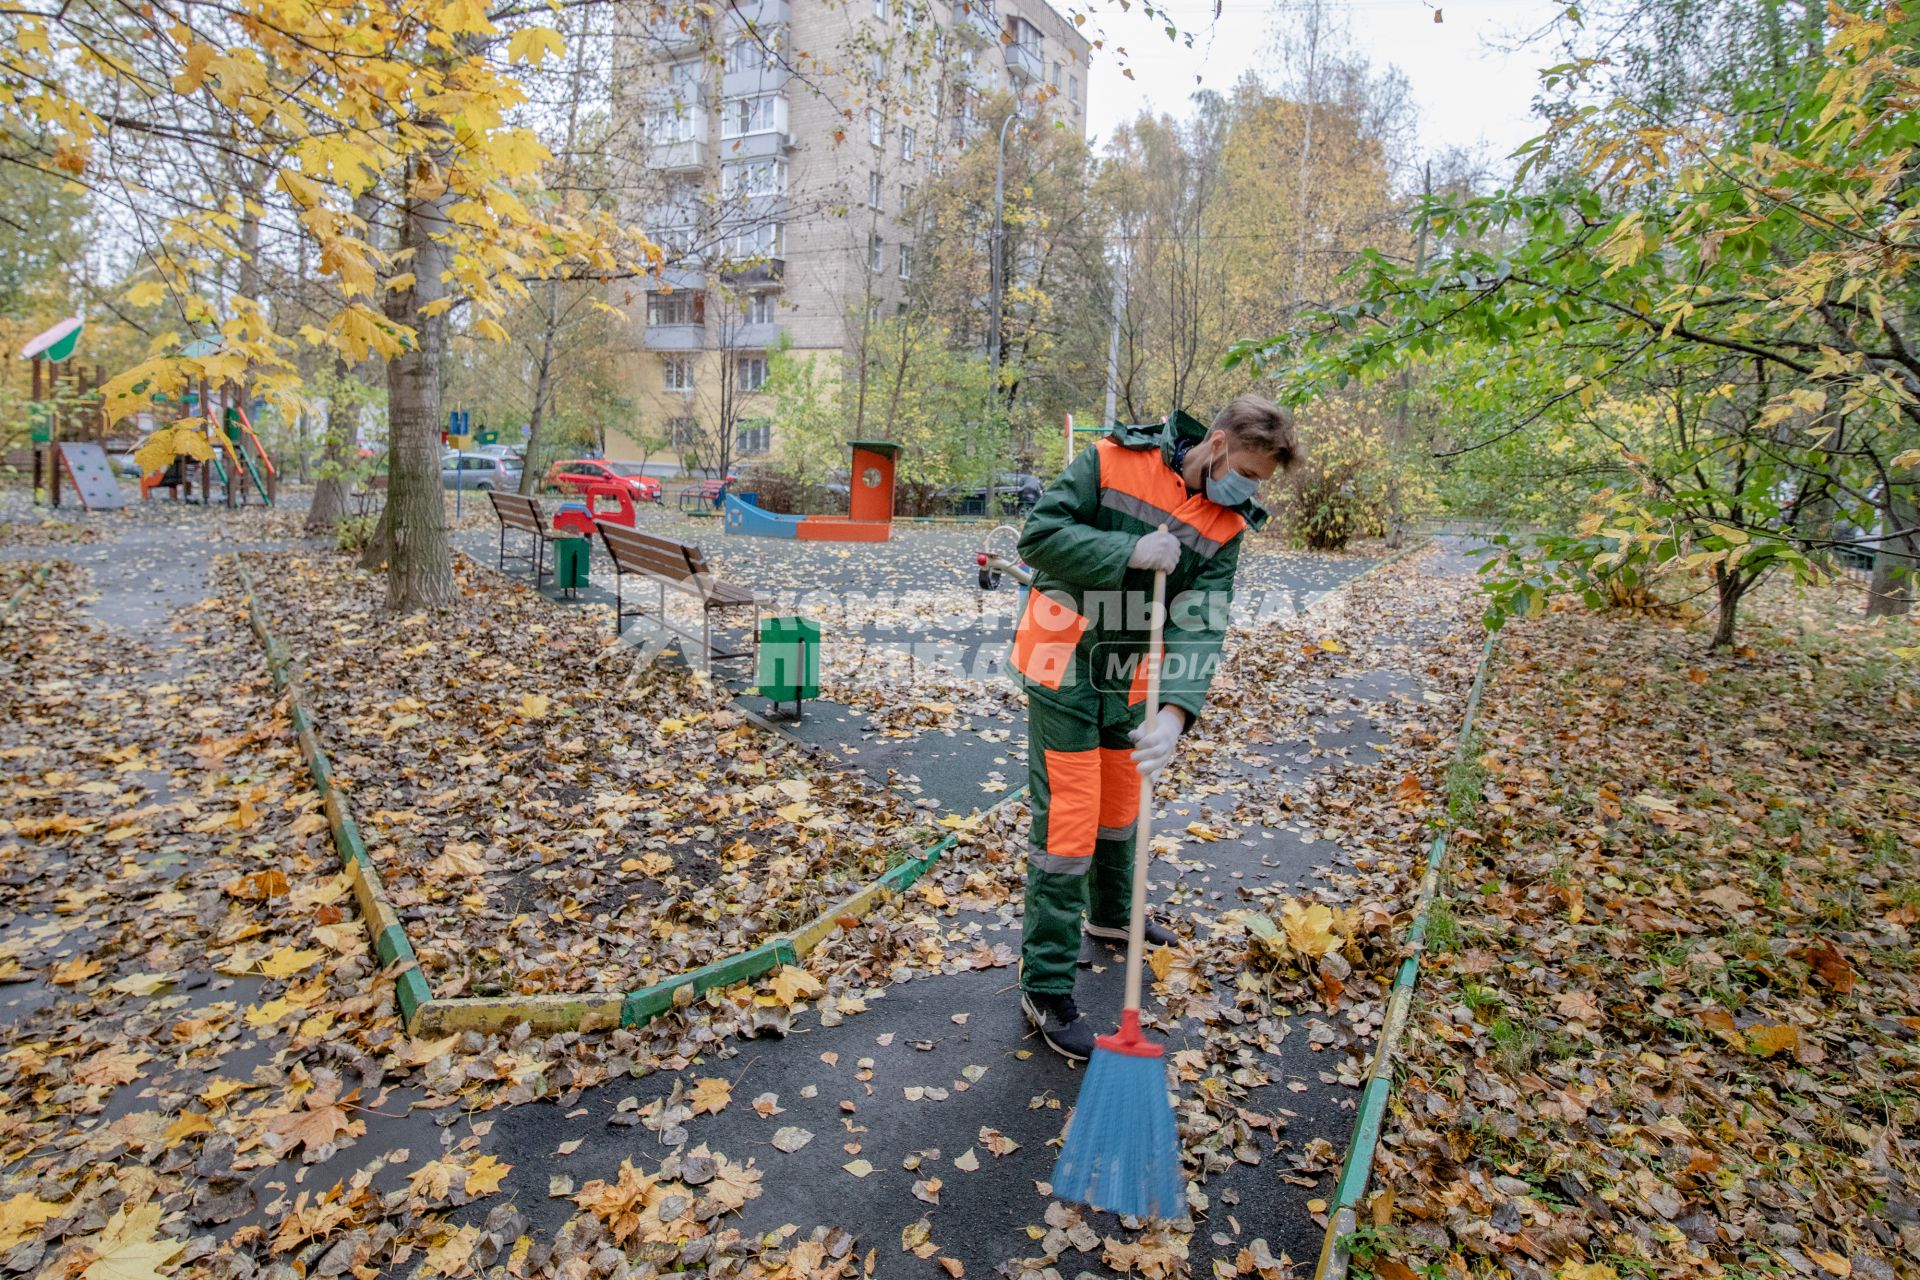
[1012,396,1299,1060]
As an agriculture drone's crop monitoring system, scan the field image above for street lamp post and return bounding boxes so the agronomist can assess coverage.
[986,108,1020,399]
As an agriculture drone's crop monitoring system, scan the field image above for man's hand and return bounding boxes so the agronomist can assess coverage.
[1129,706,1187,776]
[1127,529,1181,574]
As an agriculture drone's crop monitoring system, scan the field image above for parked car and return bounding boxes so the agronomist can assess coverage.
[473,444,526,465]
[545,458,663,504]
[441,452,522,491]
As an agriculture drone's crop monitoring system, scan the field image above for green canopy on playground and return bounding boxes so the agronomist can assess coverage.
[19,317,83,362]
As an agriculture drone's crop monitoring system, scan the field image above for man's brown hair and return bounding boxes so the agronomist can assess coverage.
[1212,395,1300,472]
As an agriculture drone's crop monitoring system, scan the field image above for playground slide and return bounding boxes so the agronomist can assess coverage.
[722,494,891,543]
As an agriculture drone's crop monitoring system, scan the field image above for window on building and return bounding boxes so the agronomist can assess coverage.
[645,104,697,142]
[867,108,883,146]
[867,170,882,208]
[738,418,771,456]
[663,356,696,393]
[868,233,883,272]
[899,182,915,214]
[745,292,778,325]
[872,0,887,20]
[725,221,784,260]
[899,126,915,161]
[722,159,787,198]
[1069,73,1080,103]
[721,93,785,138]
[736,355,769,392]
[897,244,911,279]
[869,51,886,81]
[668,415,701,448]
[725,27,782,73]
[669,58,702,92]
[1051,61,1061,87]
[648,291,701,326]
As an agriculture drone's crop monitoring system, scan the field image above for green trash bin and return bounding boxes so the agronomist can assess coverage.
[553,536,590,598]
[757,615,821,718]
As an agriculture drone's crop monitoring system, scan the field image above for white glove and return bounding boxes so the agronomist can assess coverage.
[1129,706,1187,776]
[1127,529,1181,574]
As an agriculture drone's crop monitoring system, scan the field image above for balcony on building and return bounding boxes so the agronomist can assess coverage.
[648,136,708,172]
[1002,37,1042,83]
[718,93,792,160]
[642,12,709,51]
[641,323,706,352]
[951,0,998,44]
[716,258,785,286]
[728,0,788,28]
[734,321,784,348]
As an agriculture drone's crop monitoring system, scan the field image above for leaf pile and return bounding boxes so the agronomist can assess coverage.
[1362,590,1919,1280]
[235,549,934,997]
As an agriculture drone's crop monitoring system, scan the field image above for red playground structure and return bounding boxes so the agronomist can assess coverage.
[723,440,901,542]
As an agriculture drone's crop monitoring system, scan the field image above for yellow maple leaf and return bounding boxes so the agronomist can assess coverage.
[1744,1023,1800,1057]
[0,1192,63,1250]
[464,1154,511,1196]
[769,965,822,1006]
[423,1223,482,1278]
[505,25,566,65]
[689,1077,732,1116]
[1280,899,1338,959]
[518,692,550,720]
[408,1159,462,1201]
[164,1111,213,1145]
[51,956,104,984]
[80,1202,183,1280]
[257,947,326,979]
[244,996,301,1028]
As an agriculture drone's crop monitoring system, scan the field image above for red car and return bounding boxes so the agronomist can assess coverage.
[545,458,663,504]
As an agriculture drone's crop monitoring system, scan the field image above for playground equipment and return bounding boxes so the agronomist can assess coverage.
[134,341,277,507]
[724,440,901,542]
[19,317,120,509]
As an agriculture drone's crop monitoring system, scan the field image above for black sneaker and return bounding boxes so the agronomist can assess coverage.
[1021,991,1096,1061]
[1084,917,1179,948]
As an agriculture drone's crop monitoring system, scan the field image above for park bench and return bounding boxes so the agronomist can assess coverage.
[352,473,387,517]
[595,523,759,674]
[486,489,551,587]
[677,478,728,513]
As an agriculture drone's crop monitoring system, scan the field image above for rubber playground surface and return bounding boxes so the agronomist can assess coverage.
[1,492,1488,1278]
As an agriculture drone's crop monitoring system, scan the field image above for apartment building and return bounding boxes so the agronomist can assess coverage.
[608,0,1092,472]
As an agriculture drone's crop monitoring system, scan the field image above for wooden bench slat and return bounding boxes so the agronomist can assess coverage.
[593,519,758,671]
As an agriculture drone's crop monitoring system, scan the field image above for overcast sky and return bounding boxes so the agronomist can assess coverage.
[1079,0,1557,180]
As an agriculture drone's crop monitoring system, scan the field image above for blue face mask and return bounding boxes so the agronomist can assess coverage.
[1205,464,1259,508]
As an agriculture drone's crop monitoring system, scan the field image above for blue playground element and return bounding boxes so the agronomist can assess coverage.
[723,493,802,538]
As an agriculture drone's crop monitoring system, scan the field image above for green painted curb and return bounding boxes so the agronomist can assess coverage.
[395,966,432,1023]
[1313,632,1497,1280]
[238,561,439,1032]
[620,938,798,1026]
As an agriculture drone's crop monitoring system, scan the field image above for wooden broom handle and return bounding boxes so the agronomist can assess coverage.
[1123,553,1168,1016]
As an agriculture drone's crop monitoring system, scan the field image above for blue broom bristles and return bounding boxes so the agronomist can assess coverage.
[1052,1044,1185,1220]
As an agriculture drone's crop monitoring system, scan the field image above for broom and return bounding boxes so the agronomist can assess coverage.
[1050,554,1185,1221]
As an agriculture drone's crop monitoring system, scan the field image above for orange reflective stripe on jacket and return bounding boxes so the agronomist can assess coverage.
[1094,438,1187,529]
[1011,590,1090,690]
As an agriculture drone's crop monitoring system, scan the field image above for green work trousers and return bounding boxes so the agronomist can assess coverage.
[1021,687,1146,996]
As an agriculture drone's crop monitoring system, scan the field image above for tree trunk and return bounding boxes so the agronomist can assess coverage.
[1710,565,1745,649]
[306,405,350,534]
[519,278,560,496]
[1866,495,1912,617]
[382,153,457,611]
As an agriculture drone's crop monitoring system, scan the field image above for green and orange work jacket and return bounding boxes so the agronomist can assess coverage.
[1012,412,1267,723]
